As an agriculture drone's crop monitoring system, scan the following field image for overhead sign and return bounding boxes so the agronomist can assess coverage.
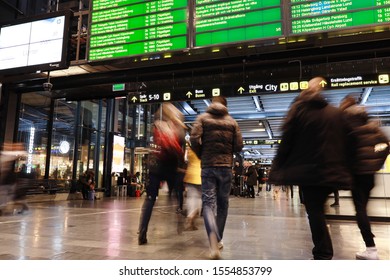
[243,139,281,145]
[127,79,308,104]
[290,0,390,34]
[87,1,390,63]
[126,74,389,104]
[328,74,389,88]
[112,83,125,91]
[128,86,225,104]
[89,0,188,61]
[195,0,283,47]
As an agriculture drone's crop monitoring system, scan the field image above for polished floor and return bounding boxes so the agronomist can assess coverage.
[0,188,389,260]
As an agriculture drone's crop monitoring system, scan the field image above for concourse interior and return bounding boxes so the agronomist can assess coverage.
[2,0,390,262]
[0,189,389,260]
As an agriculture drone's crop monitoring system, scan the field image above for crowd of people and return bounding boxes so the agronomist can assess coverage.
[1,77,388,260]
[135,77,389,261]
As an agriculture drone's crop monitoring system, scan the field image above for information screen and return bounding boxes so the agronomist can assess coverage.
[89,0,189,61]
[0,13,69,73]
[291,0,390,34]
[88,1,390,62]
[195,0,282,47]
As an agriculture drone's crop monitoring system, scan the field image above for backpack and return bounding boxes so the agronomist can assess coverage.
[153,121,183,162]
[371,125,390,171]
[354,120,390,173]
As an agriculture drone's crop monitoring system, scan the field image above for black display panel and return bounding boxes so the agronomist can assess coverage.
[89,0,189,61]
[0,11,71,75]
[290,0,390,34]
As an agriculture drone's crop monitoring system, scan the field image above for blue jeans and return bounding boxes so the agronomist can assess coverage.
[201,167,232,243]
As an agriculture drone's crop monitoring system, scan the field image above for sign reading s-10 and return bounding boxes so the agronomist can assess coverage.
[127,79,310,104]
[89,0,390,61]
[124,74,390,104]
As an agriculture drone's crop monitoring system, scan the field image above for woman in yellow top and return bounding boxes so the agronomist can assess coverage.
[183,143,202,230]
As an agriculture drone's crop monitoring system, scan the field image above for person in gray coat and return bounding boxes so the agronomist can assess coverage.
[269,77,352,260]
[190,96,243,259]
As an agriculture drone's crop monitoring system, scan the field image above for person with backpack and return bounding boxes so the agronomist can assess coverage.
[340,95,390,260]
[137,103,186,245]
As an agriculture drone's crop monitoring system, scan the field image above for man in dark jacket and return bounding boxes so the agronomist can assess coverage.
[269,77,352,260]
[190,96,243,259]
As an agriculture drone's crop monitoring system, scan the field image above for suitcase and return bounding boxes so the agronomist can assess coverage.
[239,176,247,197]
[88,190,95,200]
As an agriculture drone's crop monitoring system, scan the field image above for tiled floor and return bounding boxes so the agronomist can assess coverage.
[0,188,389,260]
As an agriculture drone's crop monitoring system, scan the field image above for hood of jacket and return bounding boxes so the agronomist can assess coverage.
[206,102,228,116]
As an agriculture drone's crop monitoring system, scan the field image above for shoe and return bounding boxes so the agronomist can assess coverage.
[138,229,148,245]
[218,240,224,250]
[330,203,339,207]
[184,217,198,231]
[209,249,221,260]
[209,232,221,259]
[356,247,379,260]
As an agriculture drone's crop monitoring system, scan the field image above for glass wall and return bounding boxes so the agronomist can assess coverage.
[17,92,51,179]
[50,99,77,190]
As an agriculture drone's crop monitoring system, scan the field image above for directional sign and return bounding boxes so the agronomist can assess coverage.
[126,75,390,104]
[243,139,281,145]
[112,83,125,91]
[328,74,390,88]
[237,80,309,95]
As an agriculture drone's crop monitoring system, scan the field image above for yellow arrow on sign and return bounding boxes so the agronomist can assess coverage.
[186,91,193,98]
[131,96,138,103]
[319,80,327,87]
[237,87,245,94]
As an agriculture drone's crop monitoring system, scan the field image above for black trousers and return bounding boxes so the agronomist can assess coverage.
[301,185,334,260]
[352,174,375,247]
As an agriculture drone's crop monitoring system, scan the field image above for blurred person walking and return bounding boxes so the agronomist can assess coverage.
[243,161,257,198]
[0,142,28,213]
[269,77,352,260]
[340,95,389,260]
[137,103,186,245]
[190,96,243,259]
[183,142,202,231]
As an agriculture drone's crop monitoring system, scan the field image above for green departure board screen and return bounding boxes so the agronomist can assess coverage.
[89,0,188,61]
[291,0,390,34]
[195,0,282,47]
[88,1,390,62]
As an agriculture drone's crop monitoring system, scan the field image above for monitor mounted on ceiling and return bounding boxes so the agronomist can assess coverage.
[0,10,72,76]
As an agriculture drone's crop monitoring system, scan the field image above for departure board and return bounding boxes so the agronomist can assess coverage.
[291,0,390,34]
[89,0,188,61]
[194,0,282,47]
